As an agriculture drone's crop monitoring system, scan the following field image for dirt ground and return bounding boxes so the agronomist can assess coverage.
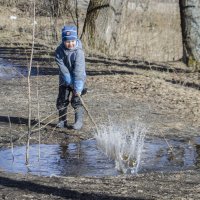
[0,41,200,199]
[1,1,200,199]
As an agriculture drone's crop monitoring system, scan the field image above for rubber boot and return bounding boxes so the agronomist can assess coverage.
[72,107,84,130]
[57,120,65,128]
[57,109,67,128]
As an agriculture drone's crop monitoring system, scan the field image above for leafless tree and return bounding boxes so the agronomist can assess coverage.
[26,0,36,165]
[179,0,200,70]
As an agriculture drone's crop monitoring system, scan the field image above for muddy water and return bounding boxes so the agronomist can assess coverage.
[141,136,200,172]
[0,137,200,177]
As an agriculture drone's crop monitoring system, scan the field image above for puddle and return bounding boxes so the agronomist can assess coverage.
[141,136,200,172]
[0,58,51,80]
[0,58,19,79]
[0,58,31,80]
[0,139,118,177]
[0,137,200,177]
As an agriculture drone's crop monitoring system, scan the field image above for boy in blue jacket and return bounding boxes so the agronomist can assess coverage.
[55,25,86,130]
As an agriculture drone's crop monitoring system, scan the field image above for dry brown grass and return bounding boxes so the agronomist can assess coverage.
[87,1,182,62]
[0,3,86,49]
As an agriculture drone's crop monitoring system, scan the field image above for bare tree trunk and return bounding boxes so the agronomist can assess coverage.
[75,0,79,35]
[179,0,200,70]
[49,0,59,42]
[36,64,41,161]
[66,0,77,26]
[26,0,36,165]
[80,0,92,40]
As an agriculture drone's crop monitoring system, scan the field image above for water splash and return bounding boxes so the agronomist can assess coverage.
[95,120,147,174]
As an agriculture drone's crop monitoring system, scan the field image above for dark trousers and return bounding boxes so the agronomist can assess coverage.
[56,85,82,122]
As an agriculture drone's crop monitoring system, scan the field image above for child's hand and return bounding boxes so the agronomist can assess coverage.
[74,91,81,96]
[67,84,73,91]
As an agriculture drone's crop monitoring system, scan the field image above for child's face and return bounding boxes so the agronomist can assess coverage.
[64,40,76,49]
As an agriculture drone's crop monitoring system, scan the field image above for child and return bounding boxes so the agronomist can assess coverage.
[55,25,86,130]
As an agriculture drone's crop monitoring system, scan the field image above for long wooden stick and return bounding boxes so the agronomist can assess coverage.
[77,94,99,135]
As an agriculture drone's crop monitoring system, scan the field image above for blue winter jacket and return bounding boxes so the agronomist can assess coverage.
[55,39,86,93]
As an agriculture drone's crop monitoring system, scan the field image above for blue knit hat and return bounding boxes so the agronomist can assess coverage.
[62,25,77,41]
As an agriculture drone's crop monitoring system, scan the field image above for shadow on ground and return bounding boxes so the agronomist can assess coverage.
[0,176,148,200]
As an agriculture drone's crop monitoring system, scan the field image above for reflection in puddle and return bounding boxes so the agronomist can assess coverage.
[195,144,200,168]
[0,137,200,177]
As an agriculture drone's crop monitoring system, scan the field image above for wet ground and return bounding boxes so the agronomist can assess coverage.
[0,44,200,199]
